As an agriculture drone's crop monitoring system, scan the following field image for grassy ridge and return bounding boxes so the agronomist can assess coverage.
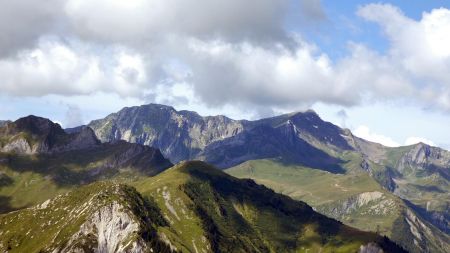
[133,161,405,253]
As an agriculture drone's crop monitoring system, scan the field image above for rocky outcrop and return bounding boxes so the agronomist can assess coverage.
[393,208,450,253]
[0,183,175,253]
[1,137,33,154]
[359,243,384,253]
[397,143,450,178]
[0,116,100,155]
[62,202,148,253]
[320,191,396,217]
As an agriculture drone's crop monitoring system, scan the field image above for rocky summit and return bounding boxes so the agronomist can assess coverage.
[0,116,99,154]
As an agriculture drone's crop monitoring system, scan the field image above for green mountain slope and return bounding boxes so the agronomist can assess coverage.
[86,103,449,252]
[364,143,450,234]
[0,182,173,253]
[0,161,405,253]
[226,159,450,253]
[0,116,172,213]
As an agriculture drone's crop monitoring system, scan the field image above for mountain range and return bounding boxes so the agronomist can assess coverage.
[86,103,449,253]
[0,103,448,252]
[0,115,406,252]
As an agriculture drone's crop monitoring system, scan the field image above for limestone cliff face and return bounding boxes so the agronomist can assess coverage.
[61,202,149,253]
[1,137,33,154]
[397,143,450,177]
[89,104,245,163]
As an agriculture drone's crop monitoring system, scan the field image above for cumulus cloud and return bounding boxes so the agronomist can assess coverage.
[353,125,438,148]
[299,0,327,21]
[0,0,63,57]
[404,137,436,147]
[0,39,155,98]
[353,125,400,147]
[357,4,450,110]
[0,1,450,118]
[183,38,344,107]
[64,0,290,45]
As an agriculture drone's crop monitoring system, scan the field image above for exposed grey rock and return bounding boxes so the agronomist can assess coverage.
[0,116,100,154]
[0,116,173,177]
[89,104,246,163]
[88,104,352,168]
[1,137,33,154]
[318,191,397,220]
[398,143,450,178]
[62,202,149,253]
[359,243,384,253]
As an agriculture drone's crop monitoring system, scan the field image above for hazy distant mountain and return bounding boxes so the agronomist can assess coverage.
[88,103,450,252]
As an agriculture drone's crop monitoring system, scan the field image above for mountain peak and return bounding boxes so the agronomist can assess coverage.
[11,115,65,136]
[287,109,319,118]
[0,116,102,155]
[142,103,176,111]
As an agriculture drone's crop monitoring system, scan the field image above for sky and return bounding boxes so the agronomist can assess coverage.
[0,0,450,149]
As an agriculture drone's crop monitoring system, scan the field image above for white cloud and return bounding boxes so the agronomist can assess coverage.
[353,125,437,148]
[404,137,436,147]
[182,38,346,107]
[0,39,154,98]
[1,1,450,121]
[353,125,400,147]
[357,4,450,110]
[64,0,290,44]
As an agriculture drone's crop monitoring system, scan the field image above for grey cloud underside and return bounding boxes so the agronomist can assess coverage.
[0,0,63,57]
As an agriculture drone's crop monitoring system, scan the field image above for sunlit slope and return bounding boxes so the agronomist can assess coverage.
[227,159,450,253]
[132,161,405,253]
